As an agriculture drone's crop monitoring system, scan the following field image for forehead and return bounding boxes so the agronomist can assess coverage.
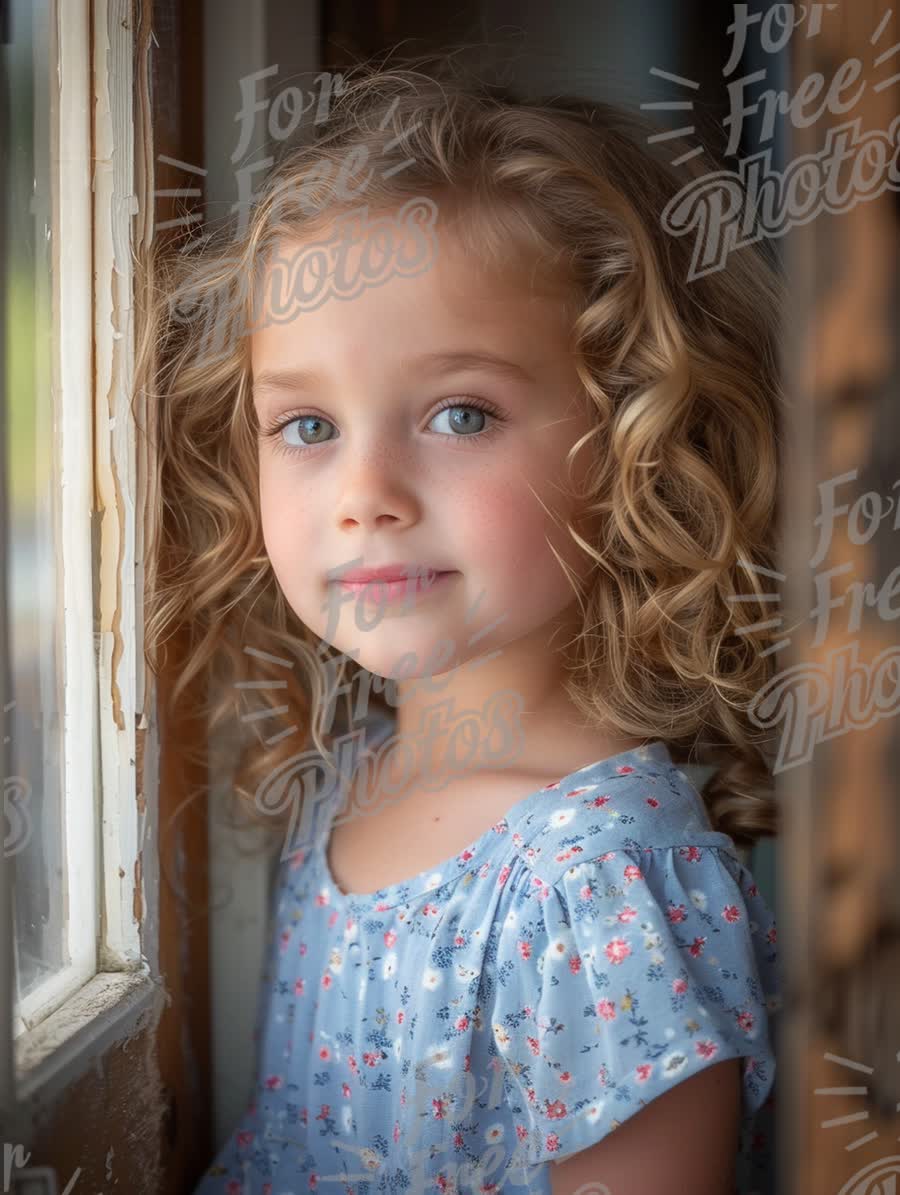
[249,216,574,383]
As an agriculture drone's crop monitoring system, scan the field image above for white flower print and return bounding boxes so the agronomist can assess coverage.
[382,952,397,980]
[504,908,519,930]
[689,888,707,911]
[328,947,344,975]
[582,1100,605,1124]
[425,872,444,892]
[485,1122,505,1144]
[423,1045,453,1070]
[494,1024,512,1051]
[548,808,577,829]
[661,1049,690,1079]
[423,967,442,991]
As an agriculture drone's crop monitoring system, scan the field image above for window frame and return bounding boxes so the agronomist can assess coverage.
[2,0,160,1117]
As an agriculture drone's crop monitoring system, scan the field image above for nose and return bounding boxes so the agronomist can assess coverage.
[333,450,421,534]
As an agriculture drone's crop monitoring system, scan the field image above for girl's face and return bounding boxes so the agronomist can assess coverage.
[251,213,598,681]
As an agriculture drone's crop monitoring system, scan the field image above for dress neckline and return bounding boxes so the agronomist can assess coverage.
[315,723,672,910]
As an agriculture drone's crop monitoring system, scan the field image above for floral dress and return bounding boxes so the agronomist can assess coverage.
[192,719,780,1195]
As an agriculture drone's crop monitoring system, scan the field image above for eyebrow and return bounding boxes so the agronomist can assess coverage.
[252,350,537,398]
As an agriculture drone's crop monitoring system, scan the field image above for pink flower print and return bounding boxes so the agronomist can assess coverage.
[599,851,616,862]
[559,1071,573,1085]
[294,978,305,995]
[318,1046,331,1061]
[454,1130,465,1148]
[737,1010,756,1034]
[342,1082,351,1097]
[264,1074,284,1091]
[554,846,583,864]
[394,1121,401,1144]
[545,1132,562,1153]
[478,862,491,879]
[623,864,643,883]
[512,832,524,847]
[236,1130,255,1147]
[579,883,593,900]
[680,846,702,863]
[516,1124,528,1142]
[315,1104,331,1121]
[279,930,291,954]
[375,901,391,912]
[616,764,635,775]
[568,953,582,975]
[461,848,475,862]
[315,889,330,906]
[696,1039,720,1059]
[526,1036,541,1057]
[289,848,306,869]
[422,903,440,916]
[432,1095,450,1119]
[646,796,660,808]
[689,936,707,958]
[327,910,339,928]
[667,903,687,923]
[454,934,466,946]
[673,977,688,995]
[322,973,333,989]
[589,794,612,809]
[384,929,397,947]
[618,904,639,923]
[456,1014,470,1031]
[536,883,552,902]
[397,1010,405,1024]
[767,925,777,944]
[748,882,759,897]
[226,1182,243,1195]
[605,936,632,964]
[543,780,561,791]
[596,999,617,1021]
[635,1063,653,1082]
[345,917,355,933]
[723,904,742,923]
[545,1099,569,1120]
[565,786,592,798]
[498,864,511,886]
[299,942,308,956]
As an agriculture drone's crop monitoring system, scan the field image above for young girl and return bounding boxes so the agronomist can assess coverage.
[140,59,782,1195]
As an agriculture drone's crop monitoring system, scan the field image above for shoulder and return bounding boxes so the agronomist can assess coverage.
[504,743,739,890]
[480,753,781,1165]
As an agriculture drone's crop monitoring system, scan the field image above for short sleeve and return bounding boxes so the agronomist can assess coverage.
[488,843,780,1165]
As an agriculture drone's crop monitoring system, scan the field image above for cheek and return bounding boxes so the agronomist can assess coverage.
[448,477,580,585]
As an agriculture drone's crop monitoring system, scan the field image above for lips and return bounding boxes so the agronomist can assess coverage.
[337,563,448,584]
[332,565,457,606]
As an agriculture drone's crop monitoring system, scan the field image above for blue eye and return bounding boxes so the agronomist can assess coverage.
[259,395,505,459]
[280,414,336,447]
[427,403,488,436]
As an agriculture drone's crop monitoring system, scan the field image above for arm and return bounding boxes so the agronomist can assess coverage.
[550,1057,742,1195]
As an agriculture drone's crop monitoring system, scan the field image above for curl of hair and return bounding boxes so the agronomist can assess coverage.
[135,49,786,859]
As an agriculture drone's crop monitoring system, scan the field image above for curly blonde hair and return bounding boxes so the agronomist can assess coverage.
[136,55,786,856]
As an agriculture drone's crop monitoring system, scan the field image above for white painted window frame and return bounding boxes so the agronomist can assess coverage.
[1,0,161,1121]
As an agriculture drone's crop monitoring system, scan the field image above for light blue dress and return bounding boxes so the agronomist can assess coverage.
[193,717,780,1194]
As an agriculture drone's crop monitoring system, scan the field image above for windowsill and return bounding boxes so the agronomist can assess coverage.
[13,971,164,1112]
